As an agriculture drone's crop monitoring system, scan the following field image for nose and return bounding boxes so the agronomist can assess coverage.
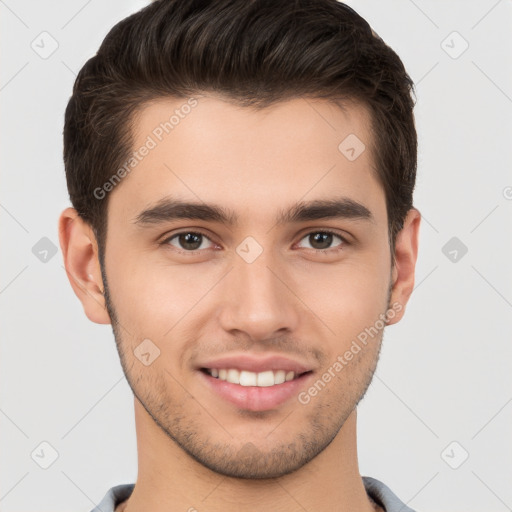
[217,247,300,342]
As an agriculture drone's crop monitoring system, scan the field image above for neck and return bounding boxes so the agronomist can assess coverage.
[116,399,378,512]
[119,400,377,512]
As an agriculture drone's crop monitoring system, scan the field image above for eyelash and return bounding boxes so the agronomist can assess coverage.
[160,229,349,254]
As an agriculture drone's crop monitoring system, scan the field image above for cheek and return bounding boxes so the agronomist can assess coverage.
[106,248,224,337]
[106,232,391,341]
[293,256,391,334]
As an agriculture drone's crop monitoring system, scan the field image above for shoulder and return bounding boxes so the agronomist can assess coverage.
[89,483,135,512]
[362,476,418,512]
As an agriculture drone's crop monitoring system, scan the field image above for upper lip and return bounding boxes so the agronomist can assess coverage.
[197,354,314,374]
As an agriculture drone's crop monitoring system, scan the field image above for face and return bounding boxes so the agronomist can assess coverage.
[92,95,406,478]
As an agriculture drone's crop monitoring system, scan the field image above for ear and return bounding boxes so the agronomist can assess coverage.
[387,207,421,325]
[58,207,111,324]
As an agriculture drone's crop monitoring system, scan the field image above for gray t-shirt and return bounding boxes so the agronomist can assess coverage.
[90,476,417,512]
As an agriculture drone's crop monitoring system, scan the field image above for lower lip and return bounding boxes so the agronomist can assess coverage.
[198,370,314,412]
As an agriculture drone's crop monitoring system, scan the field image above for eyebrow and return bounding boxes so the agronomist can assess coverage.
[132,196,373,227]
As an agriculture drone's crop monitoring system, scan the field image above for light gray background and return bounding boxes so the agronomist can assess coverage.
[1,1,511,511]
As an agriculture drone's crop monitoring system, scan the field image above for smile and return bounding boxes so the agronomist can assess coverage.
[199,368,314,411]
[202,368,311,387]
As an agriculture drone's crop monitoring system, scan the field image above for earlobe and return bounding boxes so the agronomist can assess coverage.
[386,207,421,326]
[58,207,111,325]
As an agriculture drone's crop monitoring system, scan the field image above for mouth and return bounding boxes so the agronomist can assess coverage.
[198,367,315,411]
[200,368,313,387]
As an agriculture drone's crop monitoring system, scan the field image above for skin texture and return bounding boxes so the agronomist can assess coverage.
[59,95,420,512]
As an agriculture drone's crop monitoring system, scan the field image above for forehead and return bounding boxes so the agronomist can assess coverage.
[108,95,385,227]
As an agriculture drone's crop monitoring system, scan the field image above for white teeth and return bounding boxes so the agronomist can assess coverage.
[227,369,240,384]
[240,370,257,386]
[274,370,286,384]
[256,370,274,387]
[207,368,299,386]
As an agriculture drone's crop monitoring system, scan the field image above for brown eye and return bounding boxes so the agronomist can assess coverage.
[297,231,346,251]
[165,232,214,251]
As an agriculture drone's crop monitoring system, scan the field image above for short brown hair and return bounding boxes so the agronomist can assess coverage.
[63,0,417,263]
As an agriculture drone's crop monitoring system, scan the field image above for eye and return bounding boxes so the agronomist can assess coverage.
[296,230,347,251]
[160,229,348,254]
[163,231,216,251]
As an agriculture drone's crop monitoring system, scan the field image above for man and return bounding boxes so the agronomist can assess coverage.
[58,1,421,511]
